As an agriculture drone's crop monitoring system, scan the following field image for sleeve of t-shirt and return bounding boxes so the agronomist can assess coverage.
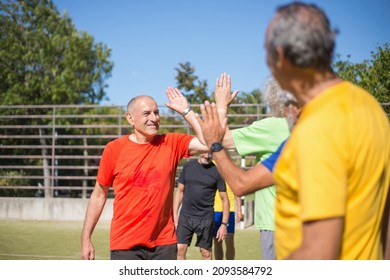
[97,141,117,187]
[231,118,288,160]
[216,171,226,192]
[262,139,287,172]
[169,133,195,159]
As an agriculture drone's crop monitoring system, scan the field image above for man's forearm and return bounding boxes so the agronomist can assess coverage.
[222,200,230,225]
[212,150,248,197]
[183,110,206,145]
[81,192,107,241]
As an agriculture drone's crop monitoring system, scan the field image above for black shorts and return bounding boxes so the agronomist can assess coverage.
[110,244,177,260]
[176,215,214,249]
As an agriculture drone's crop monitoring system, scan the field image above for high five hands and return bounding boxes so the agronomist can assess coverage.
[195,101,227,148]
[165,87,189,114]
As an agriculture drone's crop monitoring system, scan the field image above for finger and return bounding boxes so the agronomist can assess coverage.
[231,90,240,100]
[207,102,218,124]
[165,88,171,97]
[199,103,207,122]
[222,73,227,86]
[166,87,176,99]
[210,102,221,123]
[226,74,231,87]
[172,88,182,98]
[216,232,222,242]
[167,87,177,98]
[219,74,224,87]
[195,110,204,126]
[202,101,213,122]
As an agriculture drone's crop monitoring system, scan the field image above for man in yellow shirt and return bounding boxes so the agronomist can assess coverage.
[197,2,390,260]
[213,184,242,260]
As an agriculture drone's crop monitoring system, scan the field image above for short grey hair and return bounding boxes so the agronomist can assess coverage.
[267,2,337,70]
[261,77,290,117]
[127,95,156,112]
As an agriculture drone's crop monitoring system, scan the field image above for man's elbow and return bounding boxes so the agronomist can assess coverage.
[230,184,247,197]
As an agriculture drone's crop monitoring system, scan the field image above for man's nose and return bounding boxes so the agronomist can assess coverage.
[149,112,158,121]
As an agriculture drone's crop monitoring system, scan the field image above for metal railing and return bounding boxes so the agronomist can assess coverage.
[0,103,266,198]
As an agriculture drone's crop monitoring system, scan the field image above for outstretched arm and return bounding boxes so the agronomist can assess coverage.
[195,101,274,197]
[214,73,239,150]
[165,87,206,145]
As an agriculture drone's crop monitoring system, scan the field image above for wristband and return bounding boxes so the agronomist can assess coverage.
[221,222,228,227]
[182,106,192,116]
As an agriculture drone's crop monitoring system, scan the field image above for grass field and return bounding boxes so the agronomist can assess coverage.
[0,220,261,260]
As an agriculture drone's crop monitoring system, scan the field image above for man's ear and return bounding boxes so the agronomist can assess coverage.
[275,47,296,75]
[125,112,134,126]
[275,47,286,69]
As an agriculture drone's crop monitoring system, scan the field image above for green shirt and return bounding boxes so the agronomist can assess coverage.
[232,117,289,231]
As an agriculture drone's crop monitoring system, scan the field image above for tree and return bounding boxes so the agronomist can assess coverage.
[0,0,113,197]
[174,61,265,126]
[333,43,390,114]
[0,0,113,105]
[233,89,265,124]
[175,62,208,104]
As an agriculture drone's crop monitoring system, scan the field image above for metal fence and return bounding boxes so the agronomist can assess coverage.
[0,103,267,199]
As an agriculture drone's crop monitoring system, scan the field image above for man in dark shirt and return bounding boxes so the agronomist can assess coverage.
[173,153,229,260]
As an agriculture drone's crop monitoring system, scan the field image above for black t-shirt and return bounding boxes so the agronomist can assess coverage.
[178,159,226,219]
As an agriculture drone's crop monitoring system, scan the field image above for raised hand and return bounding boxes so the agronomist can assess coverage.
[195,101,227,147]
[214,73,239,110]
[165,87,189,115]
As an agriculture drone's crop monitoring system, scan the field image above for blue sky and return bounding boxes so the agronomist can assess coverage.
[54,0,390,106]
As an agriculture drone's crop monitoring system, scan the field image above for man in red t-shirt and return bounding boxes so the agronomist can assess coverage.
[80,94,209,260]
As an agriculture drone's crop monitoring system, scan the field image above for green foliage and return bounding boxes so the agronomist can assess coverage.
[175,62,209,104]
[333,43,390,114]
[0,0,114,197]
[211,88,266,127]
[174,61,266,127]
[0,170,34,197]
[0,0,113,106]
[231,89,265,125]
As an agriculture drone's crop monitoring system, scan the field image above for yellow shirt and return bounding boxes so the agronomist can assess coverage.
[274,81,390,259]
[214,183,235,212]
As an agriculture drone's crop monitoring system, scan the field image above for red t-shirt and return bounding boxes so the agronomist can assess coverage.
[97,133,194,250]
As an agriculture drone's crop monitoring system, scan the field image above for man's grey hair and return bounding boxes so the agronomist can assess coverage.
[127,95,156,112]
[267,2,337,70]
[261,77,291,117]
[280,92,298,107]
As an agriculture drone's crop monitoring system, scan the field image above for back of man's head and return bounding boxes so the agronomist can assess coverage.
[267,1,336,70]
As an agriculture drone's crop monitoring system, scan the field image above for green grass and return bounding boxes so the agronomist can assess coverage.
[0,220,260,260]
